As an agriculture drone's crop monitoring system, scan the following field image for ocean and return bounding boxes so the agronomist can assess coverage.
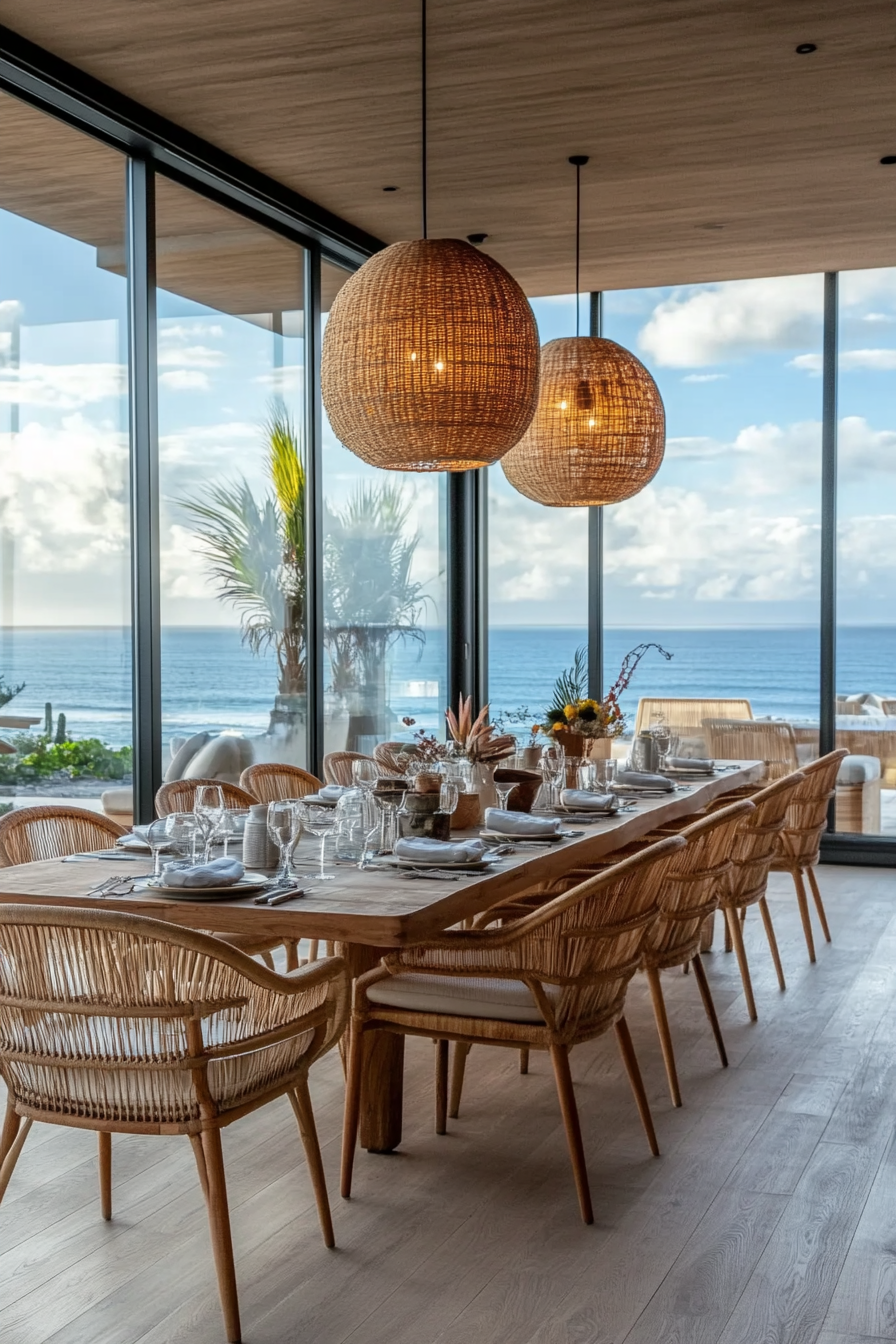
[0,625,893,752]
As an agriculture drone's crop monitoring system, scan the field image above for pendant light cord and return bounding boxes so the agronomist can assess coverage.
[422,0,428,239]
[569,155,589,337]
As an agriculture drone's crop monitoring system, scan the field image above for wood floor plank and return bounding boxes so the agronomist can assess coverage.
[822,1133,896,1339]
[724,1109,828,1195]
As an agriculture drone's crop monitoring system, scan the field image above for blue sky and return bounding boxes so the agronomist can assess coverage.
[0,200,893,631]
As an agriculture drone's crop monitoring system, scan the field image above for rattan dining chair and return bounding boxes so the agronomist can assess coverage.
[342,835,686,1224]
[703,719,801,781]
[322,751,376,786]
[239,763,322,803]
[0,804,127,867]
[0,904,349,1343]
[155,778,257,816]
[770,749,847,962]
[372,741,410,776]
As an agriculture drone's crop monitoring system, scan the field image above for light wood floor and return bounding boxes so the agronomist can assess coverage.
[1,864,895,1344]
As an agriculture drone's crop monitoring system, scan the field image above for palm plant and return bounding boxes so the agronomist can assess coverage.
[180,401,307,697]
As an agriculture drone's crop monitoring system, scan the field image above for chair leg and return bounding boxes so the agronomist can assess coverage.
[614,1016,660,1157]
[306,939,321,964]
[435,1040,449,1135]
[724,913,733,953]
[98,1131,112,1221]
[806,866,832,944]
[193,1128,241,1344]
[549,1044,593,1225]
[449,1042,471,1119]
[645,965,682,1107]
[260,950,275,971]
[288,1078,335,1248]
[0,1106,32,1205]
[340,1022,364,1198]
[284,939,300,972]
[791,866,817,963]
[519,1047,530,1074]
[757,896,787,991]
[691,954,729,1067]
[189,1133,209,1202]
[725,905,758,1022]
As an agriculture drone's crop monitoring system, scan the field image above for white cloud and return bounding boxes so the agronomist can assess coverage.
[666,436,727,460]
[0,363,125,408]
[682,373,728,383]
[157,344,225,369]
[862,312,895,325]
[160,369,211,391]
[487,489,588,602]
[791,349,896,375]
[638,275,822,367]
[789,353,822,374]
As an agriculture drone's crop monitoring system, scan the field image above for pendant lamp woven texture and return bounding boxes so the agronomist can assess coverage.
[321,238,540,472]
[501,337,666,506]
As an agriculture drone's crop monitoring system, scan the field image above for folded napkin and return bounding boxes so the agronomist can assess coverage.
[614,770,675,791]
[560,789,618,812]
[161,857,246,889]
[393,836,487,864]
[318,784,349,802]
[666,756,714,771]
[483,808,564,836]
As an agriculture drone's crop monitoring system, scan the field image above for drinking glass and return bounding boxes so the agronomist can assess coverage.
[295,800,337,881]
[217,810,242,858]
[603,759,618,789]
[146,817,171,877]
[267,801,300,881]
[367,794,401,856]
[649,714,671,768]
[494,779,515,810]
[541,742,565,808]
[164,811,200,864]
[194,783,225,861]
[577,763,596,792]
[439,780,459,817]
[352,757,379,833]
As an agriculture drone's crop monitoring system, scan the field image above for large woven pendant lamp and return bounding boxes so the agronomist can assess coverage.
[501,158,666,506]
[320,1,539,472]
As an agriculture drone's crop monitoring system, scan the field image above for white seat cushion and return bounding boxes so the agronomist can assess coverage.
[366,973,562,1023]
[837,755,882,784]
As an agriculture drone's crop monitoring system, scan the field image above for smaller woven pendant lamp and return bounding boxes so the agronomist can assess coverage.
[320,0,540,473]
[501,157,665,506]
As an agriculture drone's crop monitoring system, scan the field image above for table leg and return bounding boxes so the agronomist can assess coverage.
[340,941,405,1154]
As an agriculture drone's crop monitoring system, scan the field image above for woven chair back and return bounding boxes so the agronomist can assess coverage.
[0,904,346,1132]
[644,799,755,968]
[0,805,127,868]
[393,835,685,1037]
[322,751,376,786]
[778,749,848,868]
[154,778,257,817]
[372,742,411,777]
[883,700,896,717]
[633,697,753,738]
[703,719,800,781]
[238,764,322,804]
[725,770,805,908]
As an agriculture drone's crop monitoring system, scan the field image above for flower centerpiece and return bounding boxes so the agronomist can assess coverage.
[540,643,672,756]
[445,695,516,763]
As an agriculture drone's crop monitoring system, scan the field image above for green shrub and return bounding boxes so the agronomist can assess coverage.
[0,737,133,782]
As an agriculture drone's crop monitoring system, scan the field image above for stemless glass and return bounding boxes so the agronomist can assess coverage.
[439,780,459,817]
[352,757,379,833]
[294,800,336,881]
[267,801,300,880]
[217,810,241,858]
[603,759,618,789]
[577,762,597,792]
[164,811,200,865]
[147,816,171,877]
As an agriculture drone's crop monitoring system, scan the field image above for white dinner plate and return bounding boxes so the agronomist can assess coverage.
[145,872,270,899]
[480,828,566,843]
[395,855,497,872]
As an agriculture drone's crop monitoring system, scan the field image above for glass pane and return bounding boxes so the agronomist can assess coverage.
[602,275,824,771]
[488,295,589,753]
[0,92,131,815]
[156,178,307,783]
[321,261,448,757]
[835,267,896,836]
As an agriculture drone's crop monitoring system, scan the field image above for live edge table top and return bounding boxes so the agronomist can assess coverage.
[0,763,763,949]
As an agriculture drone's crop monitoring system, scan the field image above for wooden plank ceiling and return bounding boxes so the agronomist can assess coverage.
[1,0,894,296]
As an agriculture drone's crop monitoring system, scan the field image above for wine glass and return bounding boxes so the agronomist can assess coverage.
[267,801,300,881]
[294,800,336,881]
[194,783,225,861]
[146,816,171,877]
[541,741,565,808]
[164,811,200,865]
[577,763,596,792]
[494,778,515,810]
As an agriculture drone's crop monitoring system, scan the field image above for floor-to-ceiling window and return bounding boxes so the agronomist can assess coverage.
[156,177,307,784]
[601,275,825,759]
[321,261,448,756]
[834,267,896,836]
[487,294,590,741]
[0,91,132,813]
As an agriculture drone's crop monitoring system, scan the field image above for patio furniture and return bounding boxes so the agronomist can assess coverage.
[0,805,126,867]
[239,763,322,803]
[155,778,257,816]
[101,786,134,828]
[0,904,348,1343]
[341,835,686,1223]
[323,751,377,786]
[372,741,413,776]
[634,698,753,756]
[771,749,848,963]
[0,761,764,1158]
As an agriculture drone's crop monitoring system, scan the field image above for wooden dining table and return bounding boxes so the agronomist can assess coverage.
[0,760,762,1153]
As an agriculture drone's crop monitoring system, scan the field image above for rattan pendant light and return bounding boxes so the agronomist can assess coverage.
[501,158,666,506]
[320,1,539,472]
